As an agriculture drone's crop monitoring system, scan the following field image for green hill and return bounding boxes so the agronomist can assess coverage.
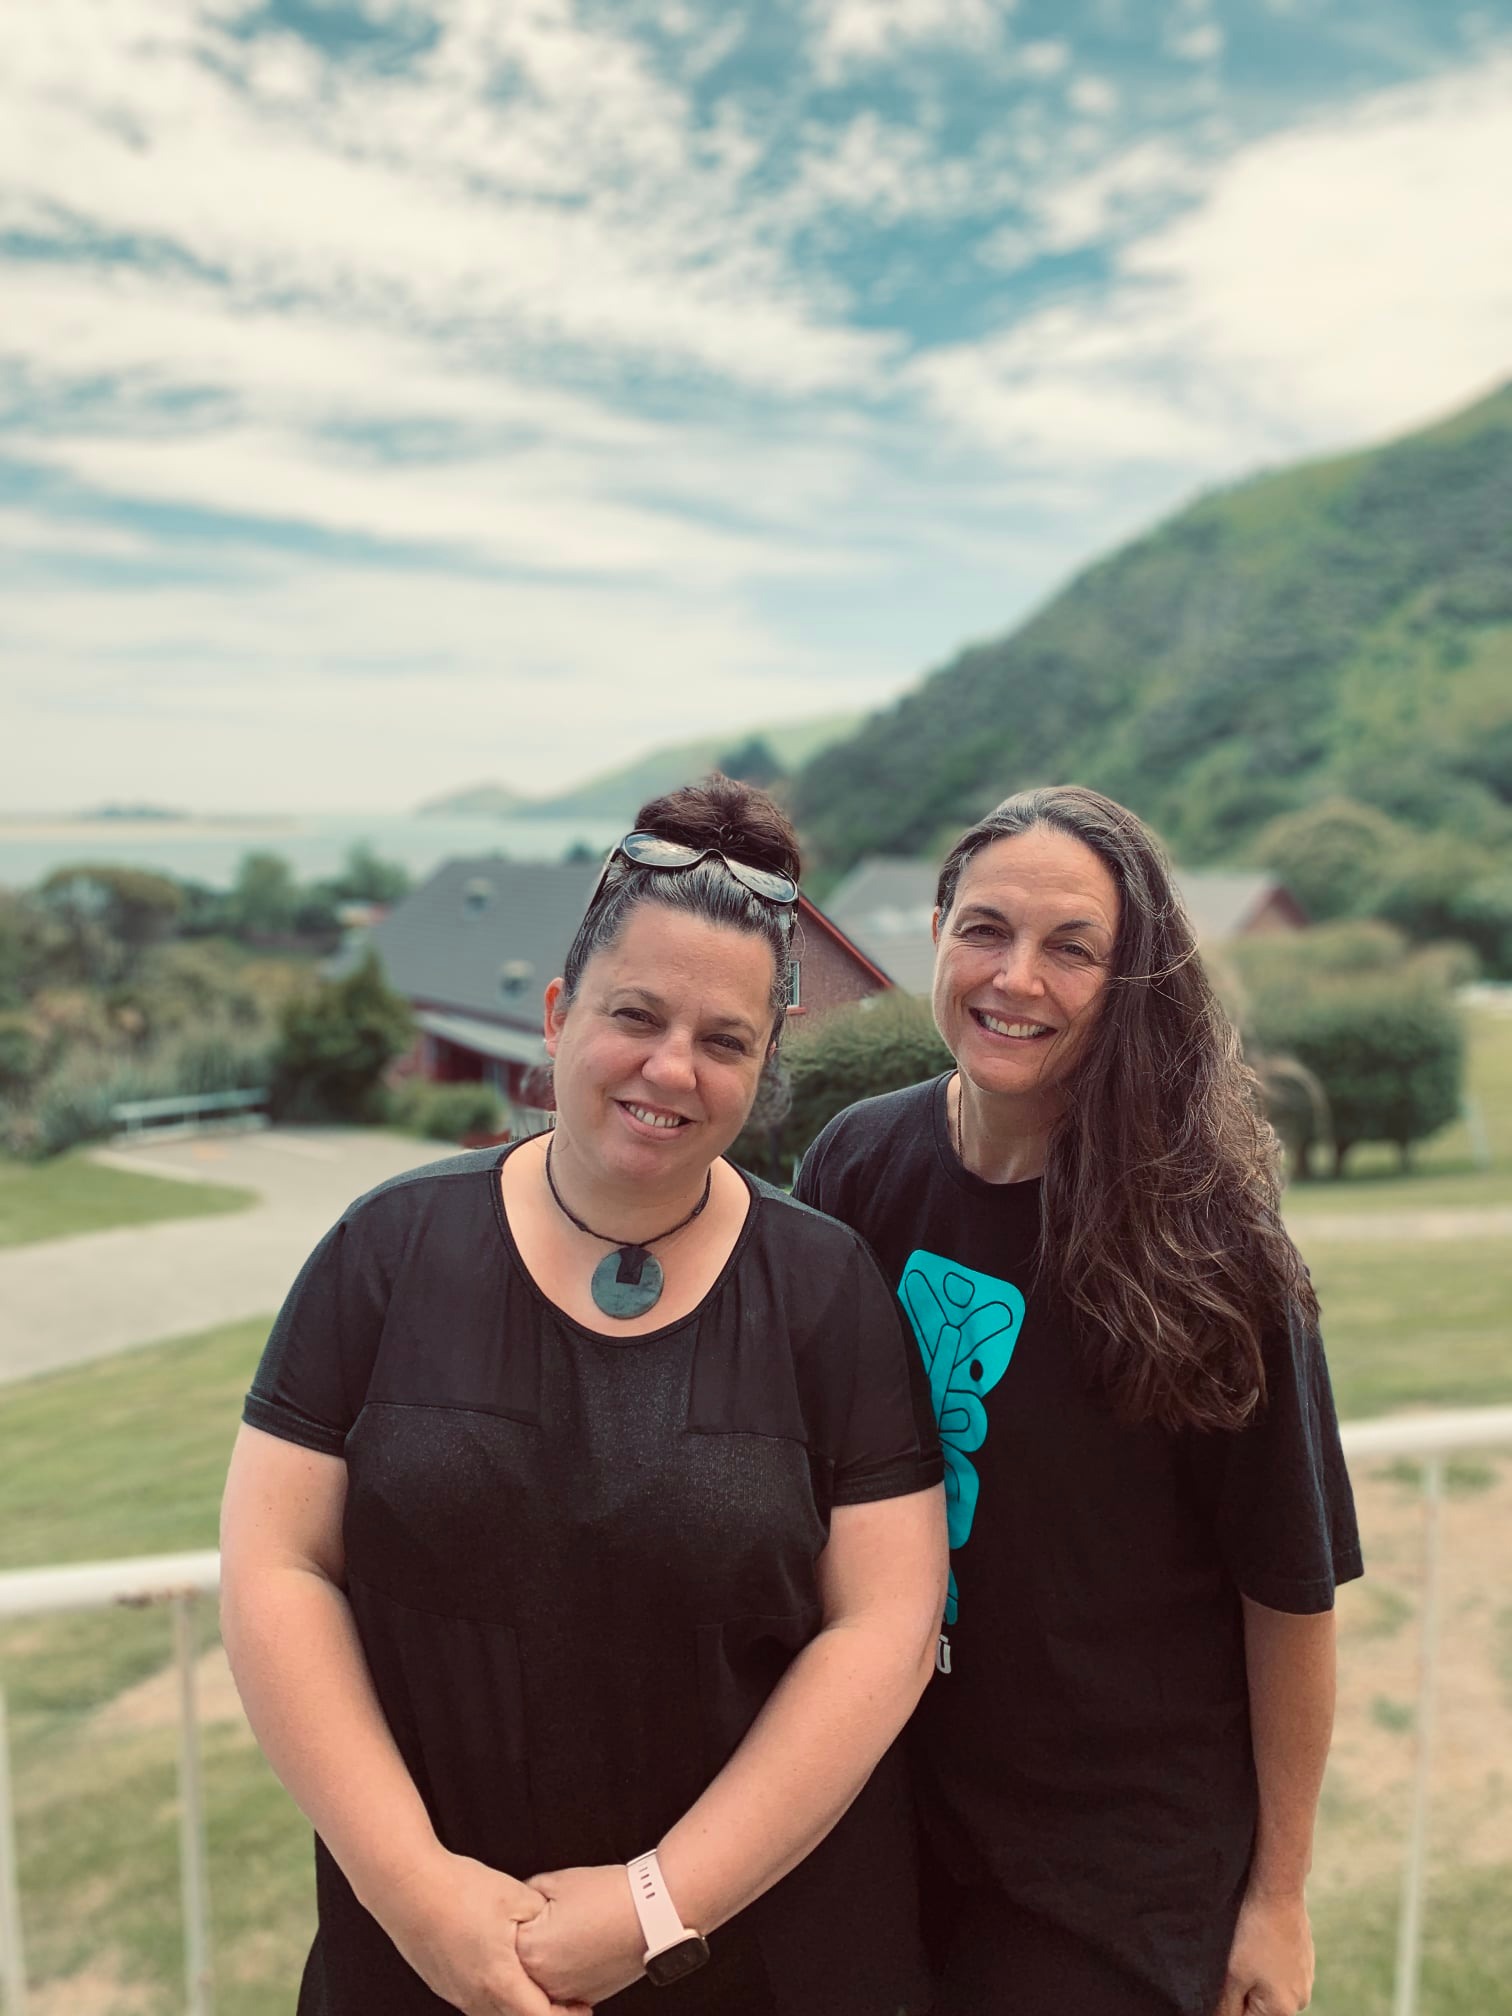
[531,712,861,820]
[418,716,860,825]
[417,782,530,817]
[791,381,1512,874]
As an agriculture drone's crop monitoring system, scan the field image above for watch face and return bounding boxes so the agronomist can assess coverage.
[646,1935,711,1986]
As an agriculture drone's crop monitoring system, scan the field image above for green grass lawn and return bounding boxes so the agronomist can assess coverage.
[0,1152,256,1250]
[1311,1864,1512,2016]
[0,1316,264,1572]
[1302,1233,1512,1418]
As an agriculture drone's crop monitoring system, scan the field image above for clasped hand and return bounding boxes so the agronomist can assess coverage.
[1214,1883,1315,2016]
[384,1848,646,2015]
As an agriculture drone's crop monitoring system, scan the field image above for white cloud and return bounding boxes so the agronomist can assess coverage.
[812,0,1013,77]
[0,0,887,398]
[0,558,845,809]
[1169,21,1224,61]
[779,113,997,228]
[1034,137,1202,254]
[916,51,1512,468]
[1068,75,1120,118]
[1014,38,1071,79]
[0,509,155,563]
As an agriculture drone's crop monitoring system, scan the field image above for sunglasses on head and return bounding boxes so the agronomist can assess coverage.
[587,831,800,911]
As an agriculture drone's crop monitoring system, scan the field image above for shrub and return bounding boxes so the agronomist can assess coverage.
[0,1014,48,1096]
[15,1077,122,1160]
[1249,979,1465,1176]
[732,994,951,1180]
[3,1029,276,1159]
[270,953,414,1123]
[390,1080,505,1143]
[1227,920,1408,1008]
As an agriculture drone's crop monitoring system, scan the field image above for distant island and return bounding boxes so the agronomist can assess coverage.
[79,803,189,822]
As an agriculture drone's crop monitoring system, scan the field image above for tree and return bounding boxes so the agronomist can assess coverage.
[323,843,412,907]
[1368,834,1512,979]
[1249,798,1405,922]
[226,852,302,938]
[715,735,786,789]
[1249,980,1464,1176]
[0,891,67,1007]
[270,953,414,1122]
[37,864,184,981]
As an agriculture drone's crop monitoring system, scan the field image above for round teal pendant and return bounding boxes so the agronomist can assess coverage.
[591,1245,664,1320]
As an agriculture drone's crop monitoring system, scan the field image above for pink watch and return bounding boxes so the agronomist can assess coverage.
[625,1851,710,1987]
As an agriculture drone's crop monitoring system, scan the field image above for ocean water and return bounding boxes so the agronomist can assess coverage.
[0,812,627,892]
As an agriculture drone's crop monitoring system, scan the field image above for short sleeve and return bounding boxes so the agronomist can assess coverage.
[242,1209,390,1457]
[1190,1303,1363,1613]
[792,1120,837,1216]
[823,1236,944,1509]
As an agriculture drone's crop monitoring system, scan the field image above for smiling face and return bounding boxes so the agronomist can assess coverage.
[544,900,775,1190]
[932,824,1120,1104]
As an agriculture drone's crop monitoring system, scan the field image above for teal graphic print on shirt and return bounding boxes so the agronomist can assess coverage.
[899,1250,1024,1625]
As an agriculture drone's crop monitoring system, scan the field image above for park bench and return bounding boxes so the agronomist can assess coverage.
[110,1087,270,1139]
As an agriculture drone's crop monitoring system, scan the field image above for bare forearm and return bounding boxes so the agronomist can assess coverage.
[658,1617,935,1934]
[1242,1597,1337,1893]
[221,1566,441,1915]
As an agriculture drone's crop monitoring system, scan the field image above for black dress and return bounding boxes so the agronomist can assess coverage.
[244,1146,943,2016]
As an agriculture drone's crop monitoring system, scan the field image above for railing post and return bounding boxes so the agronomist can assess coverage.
[173,1597,214,2016]
[0,1684,27,2016]
[1393,1453,1445,2016]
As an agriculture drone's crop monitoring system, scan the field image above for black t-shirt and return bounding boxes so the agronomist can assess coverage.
[795,1076,1363,2016]
[244,1145,943,2016]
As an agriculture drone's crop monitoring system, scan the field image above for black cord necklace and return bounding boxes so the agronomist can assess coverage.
[544,1135,713,1319]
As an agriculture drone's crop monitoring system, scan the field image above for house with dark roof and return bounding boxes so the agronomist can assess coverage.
[367,855,893,1133]
[826,856,1308,997]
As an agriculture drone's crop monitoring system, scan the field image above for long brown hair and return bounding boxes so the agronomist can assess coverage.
[937,784,1317,1433]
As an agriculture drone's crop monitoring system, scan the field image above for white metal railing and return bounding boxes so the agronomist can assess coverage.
[2,1413,1511,2016]
[1334,1407,1512,2016]
[0,1553,218,2016]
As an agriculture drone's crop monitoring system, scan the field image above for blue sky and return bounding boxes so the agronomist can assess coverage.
[3,0,1511,811]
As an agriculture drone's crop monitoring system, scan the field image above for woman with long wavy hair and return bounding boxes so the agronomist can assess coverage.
[795,785,1360,2016]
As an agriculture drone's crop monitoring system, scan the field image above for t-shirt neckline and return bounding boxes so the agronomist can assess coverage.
[487,1136,762,1346]
[929,1071,1046,1205]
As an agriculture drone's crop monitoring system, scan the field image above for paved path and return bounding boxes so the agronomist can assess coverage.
[0,1128,456,1386]
[1287,1206,1512,1243]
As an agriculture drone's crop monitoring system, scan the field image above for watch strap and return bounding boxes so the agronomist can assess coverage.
[625,1850,699,1960]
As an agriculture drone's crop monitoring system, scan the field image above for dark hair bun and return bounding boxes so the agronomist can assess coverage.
[634,773,801,884]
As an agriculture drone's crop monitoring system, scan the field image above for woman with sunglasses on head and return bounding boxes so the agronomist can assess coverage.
[795,786,1361,2016]
[220,775,947,2016]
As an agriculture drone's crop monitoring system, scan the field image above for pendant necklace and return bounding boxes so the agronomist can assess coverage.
[544,1135,712,1320]
[951,1075,968,1169]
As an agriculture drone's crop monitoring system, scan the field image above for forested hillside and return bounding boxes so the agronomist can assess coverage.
[792,381,1512,875]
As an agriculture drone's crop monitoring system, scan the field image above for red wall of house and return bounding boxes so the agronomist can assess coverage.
[790,922,889,1020]
[1240,890,1310,935]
